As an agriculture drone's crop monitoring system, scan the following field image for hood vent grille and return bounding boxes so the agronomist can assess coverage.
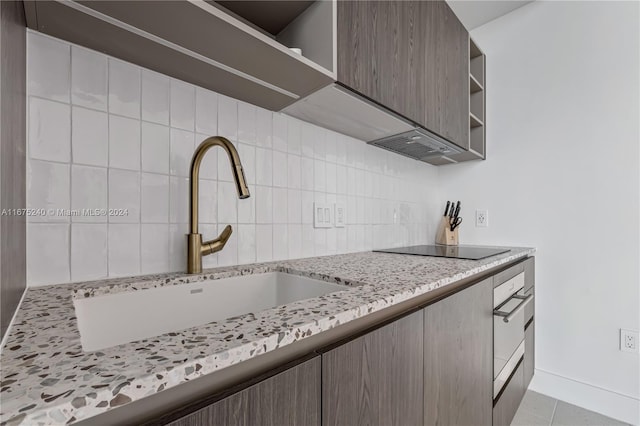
[368,128,463,160]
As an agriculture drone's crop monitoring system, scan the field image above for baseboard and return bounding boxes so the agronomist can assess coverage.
[529,368,640,425]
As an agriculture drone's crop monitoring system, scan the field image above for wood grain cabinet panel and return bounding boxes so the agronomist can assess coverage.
[168,357,321,426]
[493,362,526,426]
[322,311,424,426]
[337,0,469,148]
[524,321,535,389]
[423,278,493,426]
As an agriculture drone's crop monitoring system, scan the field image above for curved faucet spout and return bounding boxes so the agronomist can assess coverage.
[187,136,250,273]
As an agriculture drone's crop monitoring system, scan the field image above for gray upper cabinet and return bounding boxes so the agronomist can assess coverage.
[322,311,424,426]
[337,0,470,149]
[423,278,494,426]
[167,357,321,426]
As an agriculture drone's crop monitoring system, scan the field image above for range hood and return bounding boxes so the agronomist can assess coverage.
[283,83,463,161]
[368,128,462,159]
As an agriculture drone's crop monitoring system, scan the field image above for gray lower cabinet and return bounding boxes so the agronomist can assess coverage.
[167,357,321,426]
[493,362,526,426]
[524,321,535,388]
[424,278,494,426]
[322,311,424,426]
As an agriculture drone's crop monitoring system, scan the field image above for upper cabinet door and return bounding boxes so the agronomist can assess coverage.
[337,0,469,149]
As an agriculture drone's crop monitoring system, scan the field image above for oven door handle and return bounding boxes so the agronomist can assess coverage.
[493,294,534,323]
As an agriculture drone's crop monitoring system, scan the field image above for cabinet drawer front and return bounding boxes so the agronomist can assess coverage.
[524,321,535,388]
[493,260,527,288]
[322,311,424,426]
[168,358,321,426]
[493,361,526,426]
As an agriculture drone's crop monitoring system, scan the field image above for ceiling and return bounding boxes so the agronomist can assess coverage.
[446,0,534,30]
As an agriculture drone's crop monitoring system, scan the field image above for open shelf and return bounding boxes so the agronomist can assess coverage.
[213,0,336,74]
[470,74,483,93]
[470,91,484,122]
[470,112,483,128]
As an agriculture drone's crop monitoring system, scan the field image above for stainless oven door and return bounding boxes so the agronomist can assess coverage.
[493,272,533,397]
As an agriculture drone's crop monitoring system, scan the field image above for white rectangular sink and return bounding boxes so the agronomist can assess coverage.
[73,272,346,352]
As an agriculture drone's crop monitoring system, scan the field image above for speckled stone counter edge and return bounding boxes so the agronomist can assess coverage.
[0,248,535,425]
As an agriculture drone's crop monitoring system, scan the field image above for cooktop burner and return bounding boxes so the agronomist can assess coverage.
[373,245,510,260]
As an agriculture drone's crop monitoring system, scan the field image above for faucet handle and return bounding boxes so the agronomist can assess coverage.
[202,225,233,256]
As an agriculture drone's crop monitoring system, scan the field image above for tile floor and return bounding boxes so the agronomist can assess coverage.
[512,391,630,426]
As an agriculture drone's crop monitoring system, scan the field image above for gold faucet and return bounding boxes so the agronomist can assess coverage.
[187,136,250,274]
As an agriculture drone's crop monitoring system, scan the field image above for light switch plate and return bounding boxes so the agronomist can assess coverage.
[314,202,332,228]
[334,203,345,227]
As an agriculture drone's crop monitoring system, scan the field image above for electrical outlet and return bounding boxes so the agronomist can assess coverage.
[313,203,332,228]
[620,329,638,353]
[476,209,488,227]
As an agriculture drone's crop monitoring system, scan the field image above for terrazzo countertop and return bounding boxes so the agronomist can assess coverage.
[0,247,534,425]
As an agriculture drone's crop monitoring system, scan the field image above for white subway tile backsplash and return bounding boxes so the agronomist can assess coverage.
[255,224,273,262]
[314,160,326,192]
[255,108,272,148]
[237,224,256,265]
[71,165,107,223]
[287,224,302,258]
[29,98,71,163]
[313,127,326,160]
[170,80,195,131]
[26,34,439,285]
[72,107,108,167]
[108,224,140,277]
[272,224,288,261]
[198,179,218,224]
[238,102,256,144]
[195,88,218,135]
[169,176,189,224]
[28,160,70,223]
[272,151,287,188]
[255,186,273,224]
[169,224,188,271]
[108,169,140,223]
[108,59,140,119]
[28,32,70,103]
[217,181,238,223]
[109,115,140,171]
[326,162,337,194]
[71,46,107,111]
[141,70,170,125]
[27,223,70,286]
[300,157,314,191]
[255,147,273,186]
[71,223,108,281]
[272,187,288,224]
[170,128,195,177]
[287,154,301,189]
[287,189,302,224]
[141,173,169,223]
[141,224,170,274]
[141,122,170,174]
[287,117,301,154]
[301,191,314,224]
[272,113,287,152]
[218,95,238,140]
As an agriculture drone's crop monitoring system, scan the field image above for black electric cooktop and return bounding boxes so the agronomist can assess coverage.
[373,245,510,260]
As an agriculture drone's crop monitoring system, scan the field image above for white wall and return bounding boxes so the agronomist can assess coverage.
[441,1,640,423]
[25,31,442,286]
